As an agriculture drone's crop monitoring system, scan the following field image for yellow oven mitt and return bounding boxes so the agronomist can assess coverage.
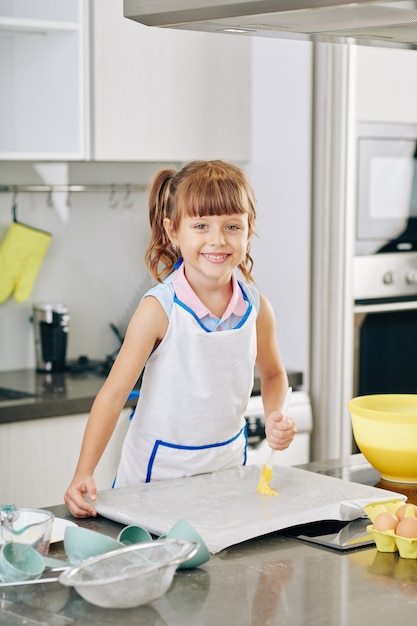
[0,222,52,303]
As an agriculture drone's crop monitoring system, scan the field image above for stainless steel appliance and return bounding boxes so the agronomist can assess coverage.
[353,123,417,398]
[353,252,417,397]
[356,122,417,256]
[124,0,417,48]
[33,304,70,373]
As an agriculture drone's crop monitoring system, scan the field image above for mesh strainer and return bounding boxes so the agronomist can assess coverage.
[59,539,199,609]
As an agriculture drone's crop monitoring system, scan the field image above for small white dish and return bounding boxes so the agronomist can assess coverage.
[51,518,77,543]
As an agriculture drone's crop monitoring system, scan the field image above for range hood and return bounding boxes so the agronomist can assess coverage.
[124,0,417,47]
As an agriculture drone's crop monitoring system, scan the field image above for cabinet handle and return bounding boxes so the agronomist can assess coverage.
[354,301,417,314]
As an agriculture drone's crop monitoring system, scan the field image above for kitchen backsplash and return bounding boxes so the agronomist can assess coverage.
[0,161,181,370]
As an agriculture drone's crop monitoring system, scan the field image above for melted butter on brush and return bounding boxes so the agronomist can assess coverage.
[257,467,278,496]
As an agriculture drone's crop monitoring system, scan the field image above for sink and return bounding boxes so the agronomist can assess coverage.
[0,387,37,401]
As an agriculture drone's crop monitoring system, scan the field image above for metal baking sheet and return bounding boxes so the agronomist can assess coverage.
[95,464,405,554]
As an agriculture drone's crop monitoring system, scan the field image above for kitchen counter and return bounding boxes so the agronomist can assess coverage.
[0,368,114,424]
[0,368,304,424]
[1,455,416,626]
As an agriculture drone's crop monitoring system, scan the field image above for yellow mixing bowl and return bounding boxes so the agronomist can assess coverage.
[347,394,417,484]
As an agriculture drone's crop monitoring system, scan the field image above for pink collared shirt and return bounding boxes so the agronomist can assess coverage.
[172,263,248,331]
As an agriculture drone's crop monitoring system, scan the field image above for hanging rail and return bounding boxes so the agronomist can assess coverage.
[0,184,147,193]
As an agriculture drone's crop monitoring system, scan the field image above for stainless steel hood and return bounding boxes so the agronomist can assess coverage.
[124,0,417,47]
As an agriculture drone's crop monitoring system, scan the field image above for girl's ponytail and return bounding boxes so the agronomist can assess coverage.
[145,169,178,281]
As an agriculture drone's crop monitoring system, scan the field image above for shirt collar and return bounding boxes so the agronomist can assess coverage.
[172,263,247,320]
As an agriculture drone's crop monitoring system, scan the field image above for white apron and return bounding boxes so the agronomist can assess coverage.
[114,285,257,487]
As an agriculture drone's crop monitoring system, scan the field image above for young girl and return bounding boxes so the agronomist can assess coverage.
[64,160,296,518]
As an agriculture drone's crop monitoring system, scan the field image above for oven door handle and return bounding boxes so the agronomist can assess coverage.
[354,300,417,314]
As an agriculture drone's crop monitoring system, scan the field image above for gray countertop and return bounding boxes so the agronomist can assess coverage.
[1,455,416,625]
[0,368,137,424]
[0,368,304,425]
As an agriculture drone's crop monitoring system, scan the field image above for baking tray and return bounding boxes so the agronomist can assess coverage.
[95,464,405,554]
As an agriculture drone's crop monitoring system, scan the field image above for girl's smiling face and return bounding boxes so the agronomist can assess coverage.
[164,212,249,282]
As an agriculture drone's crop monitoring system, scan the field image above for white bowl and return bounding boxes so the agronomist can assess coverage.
[58,539,198,609]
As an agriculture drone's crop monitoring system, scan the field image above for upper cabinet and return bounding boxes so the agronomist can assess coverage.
[0,0,88,160]
[355,46,417,124]
[91,0,250,162]
[0,0,250,162]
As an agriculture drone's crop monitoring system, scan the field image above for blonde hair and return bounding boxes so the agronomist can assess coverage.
[145,160,257,282]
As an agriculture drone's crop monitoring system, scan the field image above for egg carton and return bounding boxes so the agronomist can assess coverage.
[365,499,417,559]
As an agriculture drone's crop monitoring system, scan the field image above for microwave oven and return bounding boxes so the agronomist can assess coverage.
[356,121,417,256]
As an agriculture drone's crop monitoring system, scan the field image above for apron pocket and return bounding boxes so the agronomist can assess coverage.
[146,426,247,482]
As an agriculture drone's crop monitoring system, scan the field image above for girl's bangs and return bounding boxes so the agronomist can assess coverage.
[179,179,250,218]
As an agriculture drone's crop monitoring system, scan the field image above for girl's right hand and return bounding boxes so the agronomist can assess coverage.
[64,476,98,518]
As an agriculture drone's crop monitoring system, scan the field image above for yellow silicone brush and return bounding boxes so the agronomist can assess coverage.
[257,386,292,496]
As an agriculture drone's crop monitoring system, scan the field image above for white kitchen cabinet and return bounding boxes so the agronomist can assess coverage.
[0,0,250,163]
[91,0,250,161]
[355,46,417,123]
[0,0,89,160]
[0,408,131,509]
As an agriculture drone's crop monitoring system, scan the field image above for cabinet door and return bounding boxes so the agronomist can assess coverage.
[355,46,417,123]
[91,0,250,162]
[0,409,130,509]
[0,0,88,160]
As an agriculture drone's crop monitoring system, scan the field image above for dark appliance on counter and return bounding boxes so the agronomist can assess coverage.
[32,304,70,373]
[353,122,417,401]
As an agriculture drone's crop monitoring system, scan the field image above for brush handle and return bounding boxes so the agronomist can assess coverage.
[265,448,276,471]
[265,386,293,469]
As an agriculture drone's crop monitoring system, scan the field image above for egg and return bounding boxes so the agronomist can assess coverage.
[395,517,417,538]
[395,503,417,520]
[373,511,399,531]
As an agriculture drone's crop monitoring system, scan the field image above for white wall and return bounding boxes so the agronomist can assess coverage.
[0,38,313,379]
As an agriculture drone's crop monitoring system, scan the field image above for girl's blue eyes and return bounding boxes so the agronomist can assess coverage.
[194,224,239,230]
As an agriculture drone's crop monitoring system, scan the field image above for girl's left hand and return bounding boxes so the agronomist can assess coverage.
[265,411,297,451]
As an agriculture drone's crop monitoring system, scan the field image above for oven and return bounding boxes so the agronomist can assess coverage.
[353,252,417,399]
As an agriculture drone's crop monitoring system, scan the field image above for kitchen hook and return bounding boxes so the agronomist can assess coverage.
[11,188,18,222]
[123,184,133,208]
[108,185,118,208]
[47,187,53,208]
[66,189,72,207]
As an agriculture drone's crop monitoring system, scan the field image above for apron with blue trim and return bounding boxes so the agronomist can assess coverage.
[114,284,257,487]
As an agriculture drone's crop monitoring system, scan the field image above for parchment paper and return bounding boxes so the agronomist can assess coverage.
[95,464,406,554]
